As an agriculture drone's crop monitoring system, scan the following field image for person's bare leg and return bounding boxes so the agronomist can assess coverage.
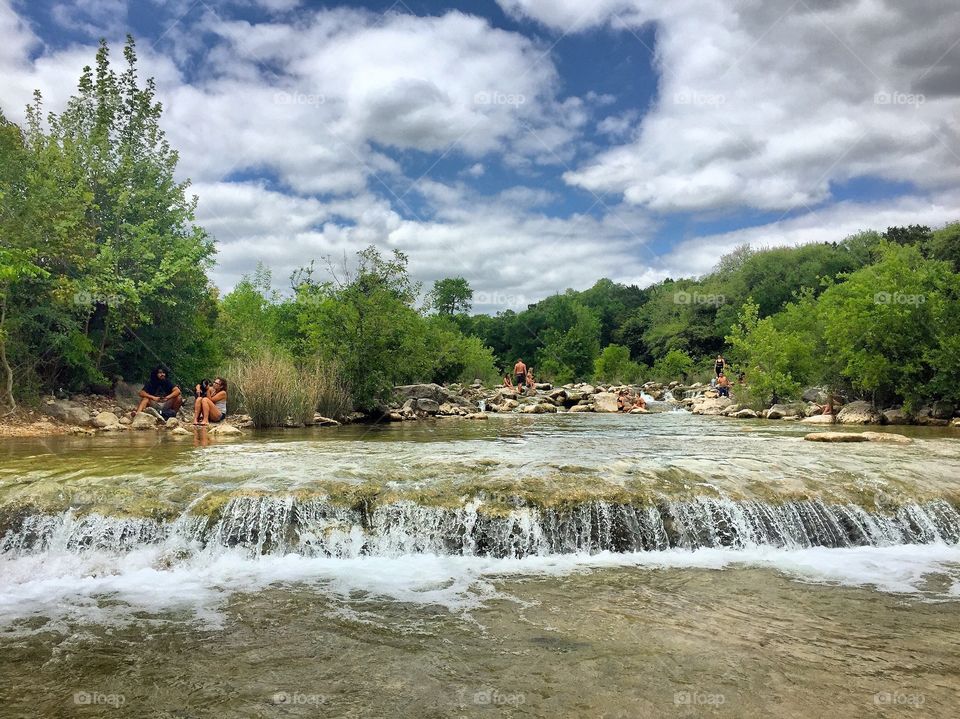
[193,397,203,425]
[170,394,183,413]
[199,398,222,425]
[133,396,150,417]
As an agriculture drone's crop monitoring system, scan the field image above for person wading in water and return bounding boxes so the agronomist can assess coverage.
[513,358,527,395]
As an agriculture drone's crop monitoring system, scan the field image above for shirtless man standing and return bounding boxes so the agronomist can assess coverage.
[513,358,527,395]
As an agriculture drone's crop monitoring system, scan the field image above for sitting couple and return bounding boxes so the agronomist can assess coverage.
[135,366,227,425]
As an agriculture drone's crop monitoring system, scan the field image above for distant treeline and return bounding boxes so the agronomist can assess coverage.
[2,38,958,415]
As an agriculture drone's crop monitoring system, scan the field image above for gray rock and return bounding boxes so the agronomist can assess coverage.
[691,396,733,416]
[801,387,829,404]
[766,403,803,419]
[804,432,870,443]
[861,431,912,444]
[882,408,910,425]
[568,404,594,412]
[130,412,160,430]
[733,408,759,419]
[837,400,883,425]
[41,399,92,426]
[931,401,955,419]
[394,383,473,408]
[92,411,120,428]
[801,414,835,424]
[112,380,142,407]
[416,398,440,414]
[208,422,243,436]
[165,417,180,429]
[592,392,620,413]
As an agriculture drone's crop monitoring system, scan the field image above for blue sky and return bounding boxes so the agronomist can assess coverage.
[2,0,959,312]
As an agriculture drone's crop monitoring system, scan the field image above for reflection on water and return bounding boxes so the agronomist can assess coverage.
[1,413,959,716]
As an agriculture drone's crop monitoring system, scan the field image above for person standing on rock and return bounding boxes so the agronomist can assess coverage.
[513,359,527,395]
[715,354,726,378]
[134,366,182,418]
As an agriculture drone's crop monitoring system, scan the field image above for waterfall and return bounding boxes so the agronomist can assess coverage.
[4,495,959,560]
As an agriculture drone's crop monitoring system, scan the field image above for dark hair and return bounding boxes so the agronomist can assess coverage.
[215,376,227,391]
[150,365,169,382]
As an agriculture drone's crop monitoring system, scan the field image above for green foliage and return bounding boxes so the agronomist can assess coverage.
[535,295,601,383]
[650,349,694,383]
[593,344,646,384]
[428,276,473,315]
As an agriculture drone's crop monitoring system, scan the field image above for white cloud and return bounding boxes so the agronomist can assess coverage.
[499,0,960,213]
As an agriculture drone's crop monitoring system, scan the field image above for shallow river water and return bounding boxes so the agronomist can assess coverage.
[1,412,959,717]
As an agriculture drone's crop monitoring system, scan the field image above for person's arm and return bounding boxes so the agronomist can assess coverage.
[165,386,181,401]
[139,387,160,401]
[209,390,227,403]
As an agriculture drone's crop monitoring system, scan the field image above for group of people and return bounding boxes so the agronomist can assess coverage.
[133,366,228,426]
[713,354,744,397]
[617,389,647,411]
[503,358,536,394]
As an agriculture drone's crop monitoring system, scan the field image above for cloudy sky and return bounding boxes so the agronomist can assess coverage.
[2,0,959,311]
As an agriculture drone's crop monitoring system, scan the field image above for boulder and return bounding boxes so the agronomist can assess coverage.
[882,408,910,425]
[394,383,473,408]
[801,387,829,404]
[165,417,180,429]
[416,398,440,414]
[804,432,870,443]
[578,384,596,396]
[733,408,759,419]
[861,432,912,444]
[464,412,488,420]
[312,415,341,427]
[691,396,733,416]
[592,392,620,413]
[41,399,91,426]
[766,403,803,420]
[130,412,160,430]
[836,400,883,425]
[534,382,552,391]
[720,403,740,416]
[931,401,956,420]
[915,415,949,427]
[568,404,593,412]
[629,407,649,414]
[437,402,460,416]
[801,414,835,424]
[953,418,960,428]
[499,399,519,411]
[170,426,192,437]
[207,422,243,436]
[118,416,132,426]
[112,380,142,407]
[386,411,405,422]
[92,411,120,429]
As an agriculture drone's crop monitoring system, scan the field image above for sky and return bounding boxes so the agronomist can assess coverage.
[2,0,959,312]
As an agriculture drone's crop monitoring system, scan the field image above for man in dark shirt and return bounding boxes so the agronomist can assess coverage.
[134,366,182,418]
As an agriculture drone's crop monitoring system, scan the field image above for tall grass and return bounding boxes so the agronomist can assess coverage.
[228,352,352,427]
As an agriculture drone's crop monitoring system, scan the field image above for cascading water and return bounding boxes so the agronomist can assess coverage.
[5,494,959,560]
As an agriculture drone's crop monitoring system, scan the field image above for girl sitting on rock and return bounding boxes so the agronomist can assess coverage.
[193,377,228,426]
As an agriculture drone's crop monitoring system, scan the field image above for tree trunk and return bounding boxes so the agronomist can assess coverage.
[0,294,16,415]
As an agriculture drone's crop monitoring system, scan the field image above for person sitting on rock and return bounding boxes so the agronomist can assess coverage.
[502,374,514,389]
[525,368,536,391]
[617,389,630,411]
[134,366,182,419]
[716,373,731,398]
[633,393,647,410]
[193,377,228,426]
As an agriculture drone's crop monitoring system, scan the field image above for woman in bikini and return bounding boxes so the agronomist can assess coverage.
[193,377,228,426]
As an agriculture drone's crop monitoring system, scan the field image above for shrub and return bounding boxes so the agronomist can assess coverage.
[227,352,351,427]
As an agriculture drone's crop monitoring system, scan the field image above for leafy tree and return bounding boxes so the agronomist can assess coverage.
[428,276,473,315]
[593,344,645,384]
[650,349,694,383]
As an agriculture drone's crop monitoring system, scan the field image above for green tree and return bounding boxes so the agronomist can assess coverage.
[650,349,694,383]
[428,276,473,315]
[593,344,645,384]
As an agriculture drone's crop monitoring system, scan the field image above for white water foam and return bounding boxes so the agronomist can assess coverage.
[2,544,960,634]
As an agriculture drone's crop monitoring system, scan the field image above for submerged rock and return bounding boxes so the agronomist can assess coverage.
[207,423,243,436]
[801,414,835,424]
[860,432,912,444]
[804,432,870,443]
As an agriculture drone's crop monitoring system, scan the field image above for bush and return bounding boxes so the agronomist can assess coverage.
[228,352,351,427]
[651,349,694,383]
[594,344,645,384]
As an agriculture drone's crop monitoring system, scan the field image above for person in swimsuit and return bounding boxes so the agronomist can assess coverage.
[525,368,536,391]
[715,354,726,378]
[513,359,527,395]
[716,373,731,397]
[193,377,228,426]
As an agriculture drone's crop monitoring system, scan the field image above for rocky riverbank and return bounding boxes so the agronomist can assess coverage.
[4,379,958,438]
